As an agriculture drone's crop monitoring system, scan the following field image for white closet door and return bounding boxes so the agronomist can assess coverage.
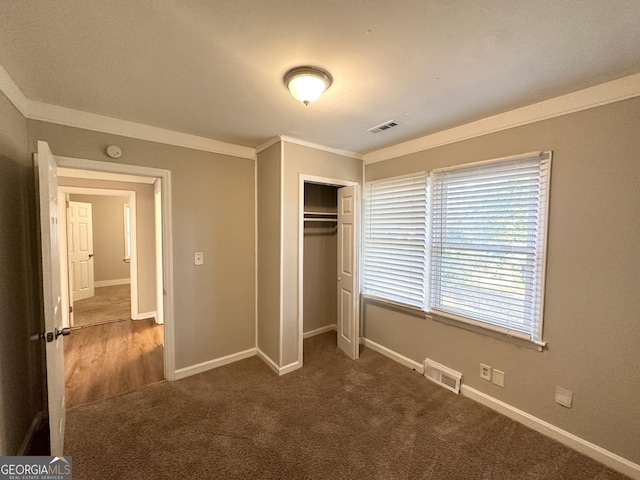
[337,185,359,360]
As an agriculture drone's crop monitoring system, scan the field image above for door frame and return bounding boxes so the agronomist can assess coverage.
[55,155,176,380]
[58,187,138,327]
[298,174,359,367]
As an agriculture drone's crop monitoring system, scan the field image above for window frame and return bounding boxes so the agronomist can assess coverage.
[362,151,552,347]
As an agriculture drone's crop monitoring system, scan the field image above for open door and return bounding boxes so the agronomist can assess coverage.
[67,201,95,301]
[35,140,67,456]
[337,185,359,360]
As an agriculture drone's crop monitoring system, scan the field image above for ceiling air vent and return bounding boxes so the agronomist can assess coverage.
[367,120,399,134]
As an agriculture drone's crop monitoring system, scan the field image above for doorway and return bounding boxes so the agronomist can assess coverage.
[56,178,165,407]
[298,175,360,365]
[58,187,138,329]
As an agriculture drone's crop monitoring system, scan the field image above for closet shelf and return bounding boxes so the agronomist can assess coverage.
[303,211,338,223]
[303,211,337,217]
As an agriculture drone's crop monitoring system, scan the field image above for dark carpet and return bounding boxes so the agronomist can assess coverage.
[66,332,629,479]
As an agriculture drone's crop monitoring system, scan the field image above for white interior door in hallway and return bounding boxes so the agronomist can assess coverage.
[67,200,94,301]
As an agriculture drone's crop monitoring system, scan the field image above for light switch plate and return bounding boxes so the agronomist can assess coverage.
[194,252,204,265]
[492,369,505,387]
[555,386,573,408]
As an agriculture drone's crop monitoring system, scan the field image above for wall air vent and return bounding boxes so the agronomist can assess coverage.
[423,358,463,394]
[367,120,399,134]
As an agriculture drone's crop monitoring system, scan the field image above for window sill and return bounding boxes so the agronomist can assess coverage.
[361,294,547,352]
[429,311,547,352]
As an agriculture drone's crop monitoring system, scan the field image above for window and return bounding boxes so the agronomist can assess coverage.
[363,152,551,344]
[362,173,428,309]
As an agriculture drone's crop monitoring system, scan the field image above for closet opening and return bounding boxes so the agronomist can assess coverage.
[299,176,360,365]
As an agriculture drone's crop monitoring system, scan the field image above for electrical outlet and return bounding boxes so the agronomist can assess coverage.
[194,252,204,265]
[492,369,505,387]
[480,364,492,381]
[555,386,573,408]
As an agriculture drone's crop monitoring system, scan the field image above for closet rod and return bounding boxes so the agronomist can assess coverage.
[303,218,338,223]
[303,211,337,217]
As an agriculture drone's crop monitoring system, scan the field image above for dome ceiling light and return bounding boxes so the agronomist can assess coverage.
[284,66,333,106]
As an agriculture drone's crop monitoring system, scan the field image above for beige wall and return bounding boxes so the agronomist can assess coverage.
[364,97,640,463]
[303,183,338,333]
[28,120,256,370]
[281,141,363,365]
[257,143,281,363]
[60,179,156,314]
[69,194,130,282]
[0,92,43,454]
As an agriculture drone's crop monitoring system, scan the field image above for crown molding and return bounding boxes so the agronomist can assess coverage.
[279,135,364,160]
[364,72,640,164]
[0,64,28,117]
[0,63,256,160]
[256,136,281,154]
[27,101,256,159]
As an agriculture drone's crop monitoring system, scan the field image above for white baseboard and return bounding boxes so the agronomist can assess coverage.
[279,361,302,375]
[94,278,130,288]
[256,348,280,374]
[256,349,302,376]
[361,337,424,372]
[361,337,640,479]
[461,386,640,480]
[174,348,257,380]
[17,411,44,456]
[303,324,337,339]
[133,311,156,321]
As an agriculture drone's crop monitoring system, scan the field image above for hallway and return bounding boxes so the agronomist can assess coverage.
[64,318,164,408]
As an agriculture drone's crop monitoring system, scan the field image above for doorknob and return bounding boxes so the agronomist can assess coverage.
[88,253,94,258]
[30,327,71,343]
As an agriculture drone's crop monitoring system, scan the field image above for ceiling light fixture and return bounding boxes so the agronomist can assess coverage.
[284,66,332,106]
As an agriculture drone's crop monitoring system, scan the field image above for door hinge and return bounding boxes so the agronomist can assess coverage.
[69,306,73,314]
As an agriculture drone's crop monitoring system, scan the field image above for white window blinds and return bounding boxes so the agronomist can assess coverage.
[430,152,551,341]
[363,173,428,309]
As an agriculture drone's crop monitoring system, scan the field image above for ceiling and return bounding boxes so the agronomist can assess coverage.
[1,0,640,154]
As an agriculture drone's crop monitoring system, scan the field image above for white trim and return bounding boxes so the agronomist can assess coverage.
[59,185,139,321]
[17,411,44,456]
[303,324,337,339]
[0,64,28,116]
[361,336,640,480]
[279,361,302,375]
[254,155,259,350]
[94,278,131,288]
[361,337,424,373]
[0,66,255,160]
[280,135,363,160]
[256,136,282,154]
[364,72,640,164]
[133,310,156,321]
[256,348,302,376]
[298,175,359,368]
[174,348,257,380]
[153,180,164,325]
[54,156,177,381]
[27,101,256,160]
[279,143,285,367]
[257,348,280,375]
[461,386,640,480]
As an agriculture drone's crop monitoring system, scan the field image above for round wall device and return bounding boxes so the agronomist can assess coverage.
[106,145,123,158]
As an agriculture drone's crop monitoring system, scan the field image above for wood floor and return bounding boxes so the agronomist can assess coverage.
[73,284,131,327]
[64,318,164,408]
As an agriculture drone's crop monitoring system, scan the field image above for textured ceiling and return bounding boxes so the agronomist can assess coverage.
[1,0,640,154]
